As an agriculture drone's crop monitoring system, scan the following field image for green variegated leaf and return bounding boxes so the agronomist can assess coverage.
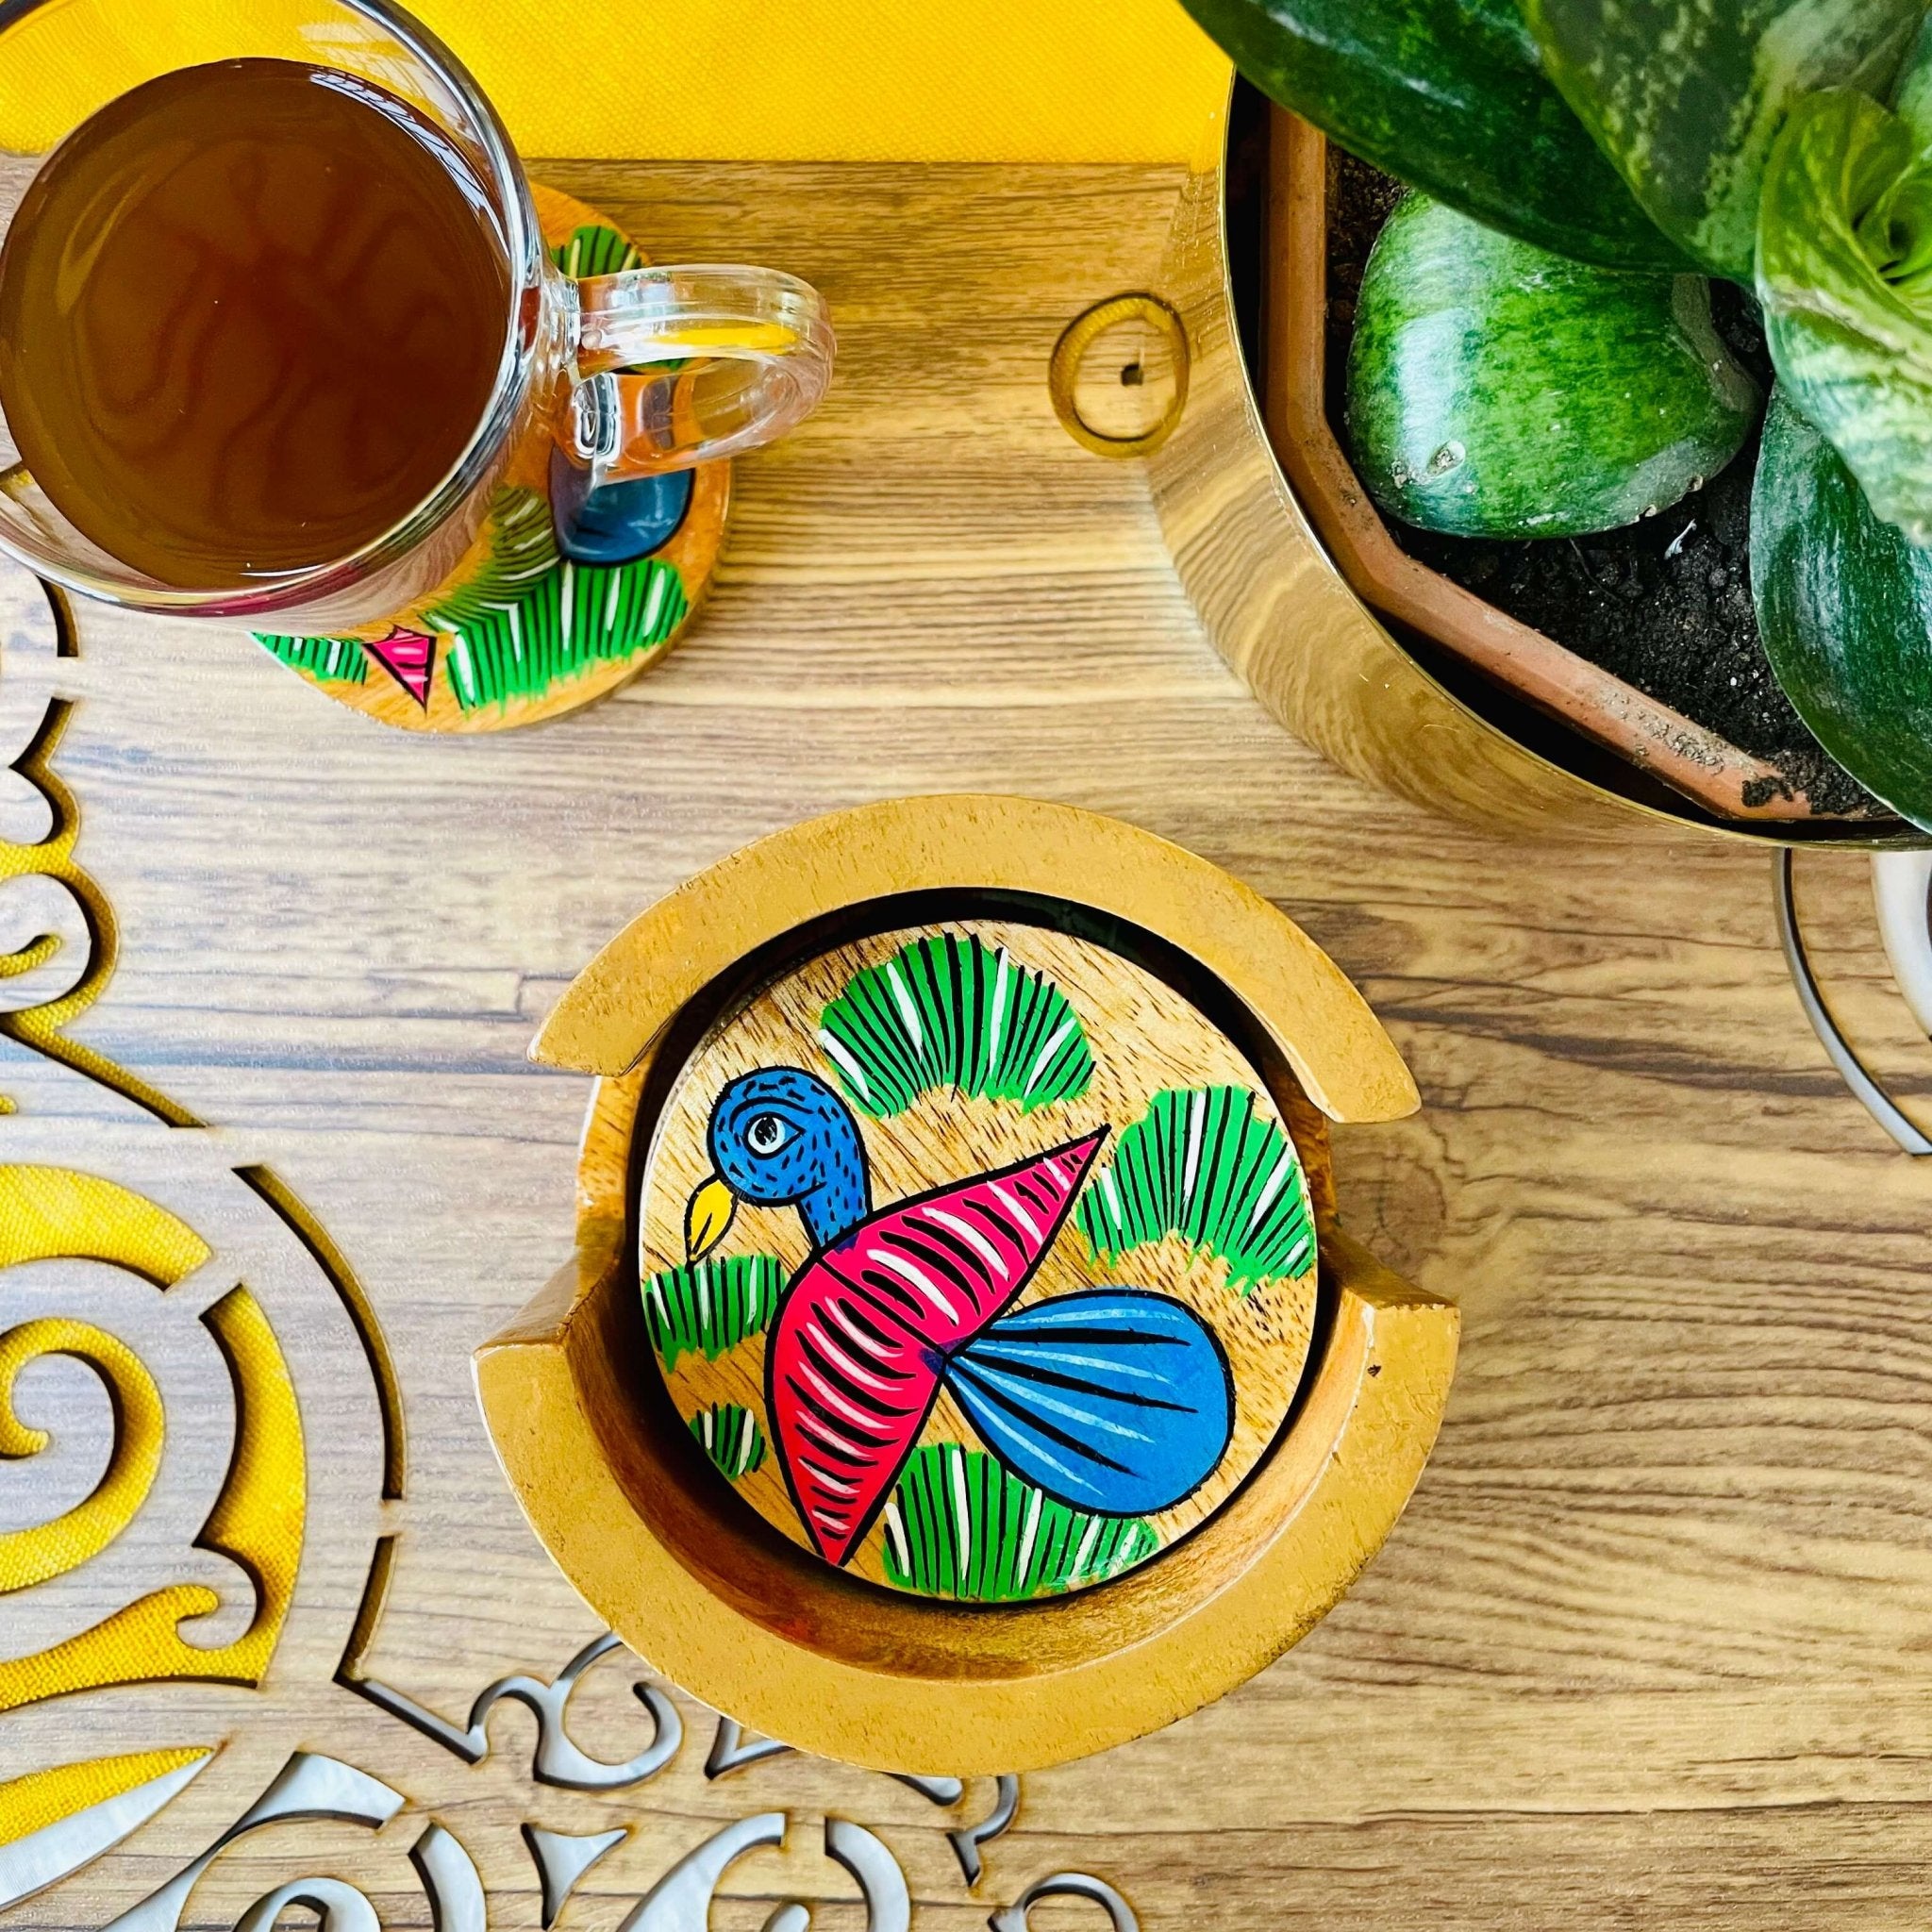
[1348,194,1758,537]
[1524,0,1923,280]
[1758,88,1932,544]
[1176,0,1684,268]
[1891,8,1932,150]
[1752,390,1932,829]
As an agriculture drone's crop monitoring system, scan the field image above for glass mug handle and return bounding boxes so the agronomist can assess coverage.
[556,264,834,481]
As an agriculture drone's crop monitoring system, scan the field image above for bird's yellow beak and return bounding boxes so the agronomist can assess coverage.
[686,1174,738,1263]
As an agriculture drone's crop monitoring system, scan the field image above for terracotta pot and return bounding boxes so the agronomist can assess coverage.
[1263,109,1883,828]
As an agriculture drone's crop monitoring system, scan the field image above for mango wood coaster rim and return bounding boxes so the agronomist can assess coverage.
[476,796,1457,1774]
[527,792,1419,1122]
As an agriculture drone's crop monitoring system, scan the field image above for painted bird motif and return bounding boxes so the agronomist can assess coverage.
[685,1066,1236,1568]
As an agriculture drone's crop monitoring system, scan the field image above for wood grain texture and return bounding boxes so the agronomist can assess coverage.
[5,154,1932,1927]
[530,793,1419,1124]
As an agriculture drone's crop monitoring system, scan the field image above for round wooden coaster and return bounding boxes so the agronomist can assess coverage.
[252,183,728,732]
[634,916,1320,1603]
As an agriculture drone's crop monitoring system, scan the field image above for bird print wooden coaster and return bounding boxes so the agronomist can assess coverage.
[481,794,1457,1771]
[634,919,1320,1602]
[251,184,727,732]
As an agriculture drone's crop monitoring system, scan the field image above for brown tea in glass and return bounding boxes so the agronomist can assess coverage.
[0,58,511,589]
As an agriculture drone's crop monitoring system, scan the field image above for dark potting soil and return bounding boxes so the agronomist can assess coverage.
[1322,146,1874,817]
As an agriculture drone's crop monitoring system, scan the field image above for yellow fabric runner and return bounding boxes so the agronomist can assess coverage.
[0,1750,210,1849]
[0,0,1229,164]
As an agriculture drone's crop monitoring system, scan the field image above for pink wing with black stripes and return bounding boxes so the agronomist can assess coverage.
[767,1129,1105,1565]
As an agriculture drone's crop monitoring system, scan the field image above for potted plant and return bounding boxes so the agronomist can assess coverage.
[1180,0,1932,834]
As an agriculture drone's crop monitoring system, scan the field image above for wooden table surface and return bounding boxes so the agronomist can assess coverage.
[6,157,1932,1932]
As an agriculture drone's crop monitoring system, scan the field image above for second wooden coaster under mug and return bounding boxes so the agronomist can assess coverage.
[477,795,1459,1773]
[253,187,731,733]
[0,3,833,732]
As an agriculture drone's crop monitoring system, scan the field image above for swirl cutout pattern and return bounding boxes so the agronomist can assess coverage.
[0,1317,165,1593]
[0,568,188,1120]
[0,1168,306,1718]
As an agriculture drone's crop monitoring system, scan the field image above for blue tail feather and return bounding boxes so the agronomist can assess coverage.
[945,1291,1233,1517]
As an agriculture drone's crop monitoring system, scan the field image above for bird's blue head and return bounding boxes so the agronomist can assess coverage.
[685,1065,873,1261]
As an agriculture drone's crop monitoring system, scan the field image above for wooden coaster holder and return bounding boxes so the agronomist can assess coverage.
[475,794,1458,1774]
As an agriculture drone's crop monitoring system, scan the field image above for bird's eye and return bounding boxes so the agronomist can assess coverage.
[746,1114,788,1156]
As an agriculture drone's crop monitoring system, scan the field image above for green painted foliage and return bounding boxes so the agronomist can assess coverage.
[816,934,1093,1119]
[1751,391,1924,827]
[1348,194,1757,538]
[643,1255,783,1368]
[1077,1086,1314,1292]
[880,1443,1158,1600]
[421,487,560,631]
[551,225,685,374]
[442,556,687,712]
[1758,88,1932,547]
[553,224,642,279]
[1524,0,1922,280]
[253,633,370,686]
[1176,0,1682,268]
[254,487,558,691]
[263,491,684,713]
[689,1402,768,1480]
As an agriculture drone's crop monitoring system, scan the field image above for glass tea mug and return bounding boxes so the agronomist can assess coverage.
[0,0,835,632]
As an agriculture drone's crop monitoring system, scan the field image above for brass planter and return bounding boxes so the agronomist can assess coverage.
[1149,94,1924,848]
